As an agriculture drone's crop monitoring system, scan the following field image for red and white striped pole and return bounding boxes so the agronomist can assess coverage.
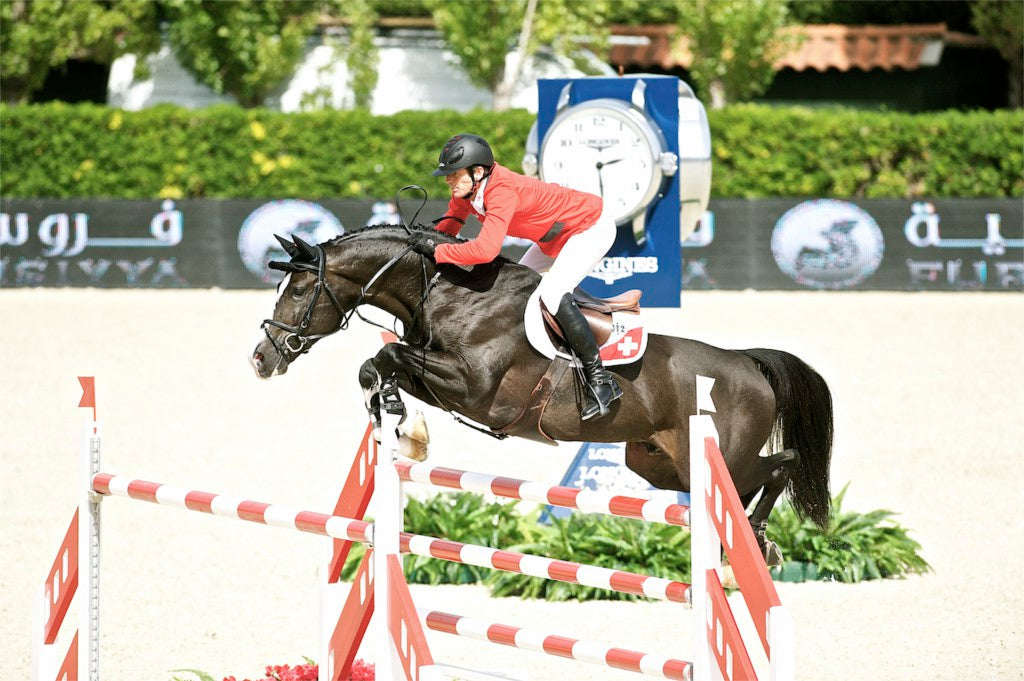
[421,610,691,680]
[395,460,690,527]
[398,532,691,604]
[90,475,373,543]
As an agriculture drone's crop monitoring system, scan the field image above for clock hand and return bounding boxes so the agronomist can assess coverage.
[594,158,623,197]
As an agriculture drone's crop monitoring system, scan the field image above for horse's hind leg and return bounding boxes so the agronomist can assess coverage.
[747,448,800,566]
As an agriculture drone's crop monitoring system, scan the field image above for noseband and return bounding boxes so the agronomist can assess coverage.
[260,241,427,360]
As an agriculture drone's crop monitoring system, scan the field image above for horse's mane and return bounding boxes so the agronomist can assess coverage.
[323,223,520,269]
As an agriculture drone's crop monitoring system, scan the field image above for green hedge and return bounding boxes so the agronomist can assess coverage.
[1,102,1020,198]
[711,105,1023,198]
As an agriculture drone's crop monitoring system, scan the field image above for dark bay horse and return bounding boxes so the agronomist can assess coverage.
[250,225,834,562]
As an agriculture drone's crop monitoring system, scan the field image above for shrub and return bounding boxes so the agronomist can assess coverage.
[767,484,932,583]
[341,487,931,600]
[1,103,1019,199]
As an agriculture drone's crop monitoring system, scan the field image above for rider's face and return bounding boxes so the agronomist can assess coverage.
[445,167,479,199]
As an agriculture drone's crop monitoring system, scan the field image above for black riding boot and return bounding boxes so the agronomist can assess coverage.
[553,293,623,420]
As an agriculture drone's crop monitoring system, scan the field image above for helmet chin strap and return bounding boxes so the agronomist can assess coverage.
[459,166,489,200]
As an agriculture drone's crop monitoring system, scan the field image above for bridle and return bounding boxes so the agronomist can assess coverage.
[260,238,439,361]
[259,196,498,439]
[260,243,349,358]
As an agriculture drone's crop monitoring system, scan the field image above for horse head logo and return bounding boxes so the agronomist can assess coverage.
[772,200,884,289]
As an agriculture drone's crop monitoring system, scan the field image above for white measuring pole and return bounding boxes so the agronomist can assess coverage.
[376,408,405,679]
[689,375,723,681]
[80,419,102,681]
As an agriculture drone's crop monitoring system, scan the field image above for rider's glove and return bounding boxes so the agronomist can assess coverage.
[410,231,437,258]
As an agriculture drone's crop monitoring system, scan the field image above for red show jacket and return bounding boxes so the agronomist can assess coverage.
[434,163,603,266]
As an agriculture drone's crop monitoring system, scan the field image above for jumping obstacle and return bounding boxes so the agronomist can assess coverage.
[34,375,794,681]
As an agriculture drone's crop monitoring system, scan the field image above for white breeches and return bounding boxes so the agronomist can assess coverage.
[519,209,617,311]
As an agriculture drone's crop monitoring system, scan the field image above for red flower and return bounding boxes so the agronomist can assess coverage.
[223,660,373,681]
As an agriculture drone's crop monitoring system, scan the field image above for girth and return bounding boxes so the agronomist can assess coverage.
[491,356,571,444]
[491,288,641,442]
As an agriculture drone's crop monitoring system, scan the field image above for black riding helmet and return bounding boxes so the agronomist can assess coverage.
[432,133,494,177]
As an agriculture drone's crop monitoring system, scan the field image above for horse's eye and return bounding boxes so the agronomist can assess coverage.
[292,287,307,298]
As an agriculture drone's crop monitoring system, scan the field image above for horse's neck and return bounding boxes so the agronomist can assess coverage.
[331,245,425,326]
[331,235,538,341]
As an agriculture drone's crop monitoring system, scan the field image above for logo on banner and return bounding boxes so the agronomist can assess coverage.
[771,200,884,289]
[0,201,187,286]
[903,202,1024,289]
[237,200,344,283]
[588,256,659,285]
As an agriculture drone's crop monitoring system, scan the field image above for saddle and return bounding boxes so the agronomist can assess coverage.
[494,288,644,443]
[541,287,642,347]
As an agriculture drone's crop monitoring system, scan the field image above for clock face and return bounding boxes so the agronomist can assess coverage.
[539,103,664,224]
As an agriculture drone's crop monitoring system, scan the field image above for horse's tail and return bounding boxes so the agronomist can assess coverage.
[738,348,834,528]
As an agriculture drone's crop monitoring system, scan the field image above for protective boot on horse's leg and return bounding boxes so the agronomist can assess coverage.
[553,292,622,420]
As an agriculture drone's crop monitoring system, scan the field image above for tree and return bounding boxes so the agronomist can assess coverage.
[425,0,613,111]
[340,0,379,110]
[0,0,161,104]
[675,0,796,109]
[970,0,1023,108]
[163,0,323,108]
[303,0,379,111]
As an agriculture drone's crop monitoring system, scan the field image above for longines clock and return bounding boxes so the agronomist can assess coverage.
[527,75,689,307]
[530,81,677,243]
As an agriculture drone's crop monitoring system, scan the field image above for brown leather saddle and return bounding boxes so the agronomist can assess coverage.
[540,287,643,347]
[493,288,642,443]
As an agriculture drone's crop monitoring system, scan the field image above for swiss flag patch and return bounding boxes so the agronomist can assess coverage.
[598,316,647,366]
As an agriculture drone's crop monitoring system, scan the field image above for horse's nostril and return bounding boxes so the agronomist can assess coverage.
[253,352,264,363]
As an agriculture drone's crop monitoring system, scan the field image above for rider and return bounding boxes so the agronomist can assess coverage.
[410,132,622,421]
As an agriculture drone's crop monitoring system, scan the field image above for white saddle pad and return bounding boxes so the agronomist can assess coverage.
[523,288,648,367]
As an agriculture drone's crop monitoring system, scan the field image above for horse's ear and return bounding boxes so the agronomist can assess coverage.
[268,261,296,272]
[292,235,318,263]
[275,234,299,257]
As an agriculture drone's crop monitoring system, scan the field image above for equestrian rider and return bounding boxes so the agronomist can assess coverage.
[410,133,622,421]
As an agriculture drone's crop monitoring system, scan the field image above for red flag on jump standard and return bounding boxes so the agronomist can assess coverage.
[78,376,96,420]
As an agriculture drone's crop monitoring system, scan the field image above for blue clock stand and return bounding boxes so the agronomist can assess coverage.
[536,76,683,308]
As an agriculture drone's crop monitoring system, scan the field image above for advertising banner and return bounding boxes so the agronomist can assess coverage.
[683,198,1023,291]
[3,197,1020,291]
[536,76,684,307]
[1,197,451,288]
[0,199,214,287]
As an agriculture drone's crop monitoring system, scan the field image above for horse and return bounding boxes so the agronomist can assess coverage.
[250,224,834,563]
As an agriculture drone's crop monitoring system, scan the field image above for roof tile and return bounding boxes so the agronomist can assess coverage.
[609,23,989,73]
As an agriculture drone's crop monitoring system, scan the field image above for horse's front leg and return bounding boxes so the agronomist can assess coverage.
[358,358,385,437]
[360,342,473,421]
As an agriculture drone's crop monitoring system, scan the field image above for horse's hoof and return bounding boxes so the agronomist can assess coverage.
[762,540,784,567]
[721,564,739,590]
[399,433,429,462]
[398,411,429,461]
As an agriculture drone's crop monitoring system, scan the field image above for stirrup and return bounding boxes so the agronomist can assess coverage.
[580,380,620,421]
